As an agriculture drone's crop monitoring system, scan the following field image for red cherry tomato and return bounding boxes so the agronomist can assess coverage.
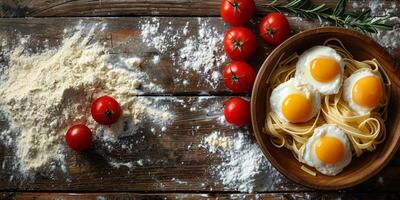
[224,97,251,126]
[224,27,257,61]
[65,124,93,152]
[220,0,256,26]
[259,12,290,46]
[223,61,256,93]
[91,96,122,125]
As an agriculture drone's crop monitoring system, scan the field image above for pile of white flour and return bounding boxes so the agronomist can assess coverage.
[0,24,173,174]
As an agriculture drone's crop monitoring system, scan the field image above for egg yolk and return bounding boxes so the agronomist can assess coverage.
[315,136,344,164]
[310,56,340,83]
[281,93,313,123]
[352,76,383,108]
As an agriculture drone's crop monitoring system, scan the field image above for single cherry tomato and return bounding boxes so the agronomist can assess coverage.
[220,0,256,26]
[259,12,290,46]
[223,61,256,93]
[224,97,251,126]
[65,124,93,152]
[91,96,122,125]
[223,27,257,61]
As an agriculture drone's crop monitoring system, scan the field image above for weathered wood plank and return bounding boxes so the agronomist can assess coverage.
[0,17,318,95]
[0,96,399,192]
[0,96,301,192]
[12,192,400,200]
[1,17,398,95]
[0,193,14,200]
[0,16,399,193]
[0,0,398,17]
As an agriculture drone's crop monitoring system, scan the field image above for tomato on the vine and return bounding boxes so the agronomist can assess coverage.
[259,12,290,46]
[65,124,93,152]
[224,97,251,126]
[220,0,256,26]
[91,96,122,125]
[223,61,256,93]
[223,27,257,61]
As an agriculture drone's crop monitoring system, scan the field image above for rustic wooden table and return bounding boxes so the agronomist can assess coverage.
[0,1,399,199]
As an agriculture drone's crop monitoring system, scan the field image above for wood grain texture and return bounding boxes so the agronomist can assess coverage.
[0,0,398,17]
[0,97,399,192]
[1,17,398,95]
[0,96,300,192]
[0,17,399,194]
[0,17,320,95]
[10,192,400,200]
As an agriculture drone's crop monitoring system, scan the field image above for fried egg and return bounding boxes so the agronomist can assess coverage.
[270,78,320,123]
[343,69,384,115]
[300,124,352,176]
[295,46,344,95]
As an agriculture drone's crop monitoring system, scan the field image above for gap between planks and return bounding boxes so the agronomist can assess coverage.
[0,0,398,17]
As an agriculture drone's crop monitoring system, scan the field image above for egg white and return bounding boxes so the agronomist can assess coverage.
[269,78,321,123]
[295,46,344,95]
[343,69,383,115]
[300,124,352,176]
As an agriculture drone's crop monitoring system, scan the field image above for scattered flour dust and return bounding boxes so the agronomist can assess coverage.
[140,18,226,88]
[140,18,185,54]
[349,1,400,49]
[349,0,398,16]
[203,131,230,153]
[374,17,400,49]
[178,19,227,74]
[202,131,283,193]
[108,159,147,169]
[0,23,174,174]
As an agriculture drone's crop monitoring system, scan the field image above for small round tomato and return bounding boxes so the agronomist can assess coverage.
[223,61,256,93]
[220,0,256,26]
[224,97,251,126]
[259,12,290,46]
[91,96,122,125]
[65,124,92,152]
[224,27,257,61]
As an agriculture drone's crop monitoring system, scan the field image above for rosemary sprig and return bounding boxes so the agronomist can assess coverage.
[267,0,393,33]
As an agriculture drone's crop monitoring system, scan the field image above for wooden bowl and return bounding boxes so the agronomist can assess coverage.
[251,27,400,190]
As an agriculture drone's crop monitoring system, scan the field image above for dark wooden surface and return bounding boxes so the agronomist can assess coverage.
[2,192,400,200]
[0,0,398,17]
[0,1,399,199]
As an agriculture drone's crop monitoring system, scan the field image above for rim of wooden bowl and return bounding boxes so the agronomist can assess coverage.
[251,27,400,190]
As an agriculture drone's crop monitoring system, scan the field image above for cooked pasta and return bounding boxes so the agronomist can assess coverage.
[263,38,391,161]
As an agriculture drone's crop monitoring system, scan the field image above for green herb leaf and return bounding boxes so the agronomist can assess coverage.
[267,0,394,33]
[333,0,345,16]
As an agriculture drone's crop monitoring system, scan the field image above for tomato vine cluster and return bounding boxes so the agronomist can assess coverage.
[220,0,290,126]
